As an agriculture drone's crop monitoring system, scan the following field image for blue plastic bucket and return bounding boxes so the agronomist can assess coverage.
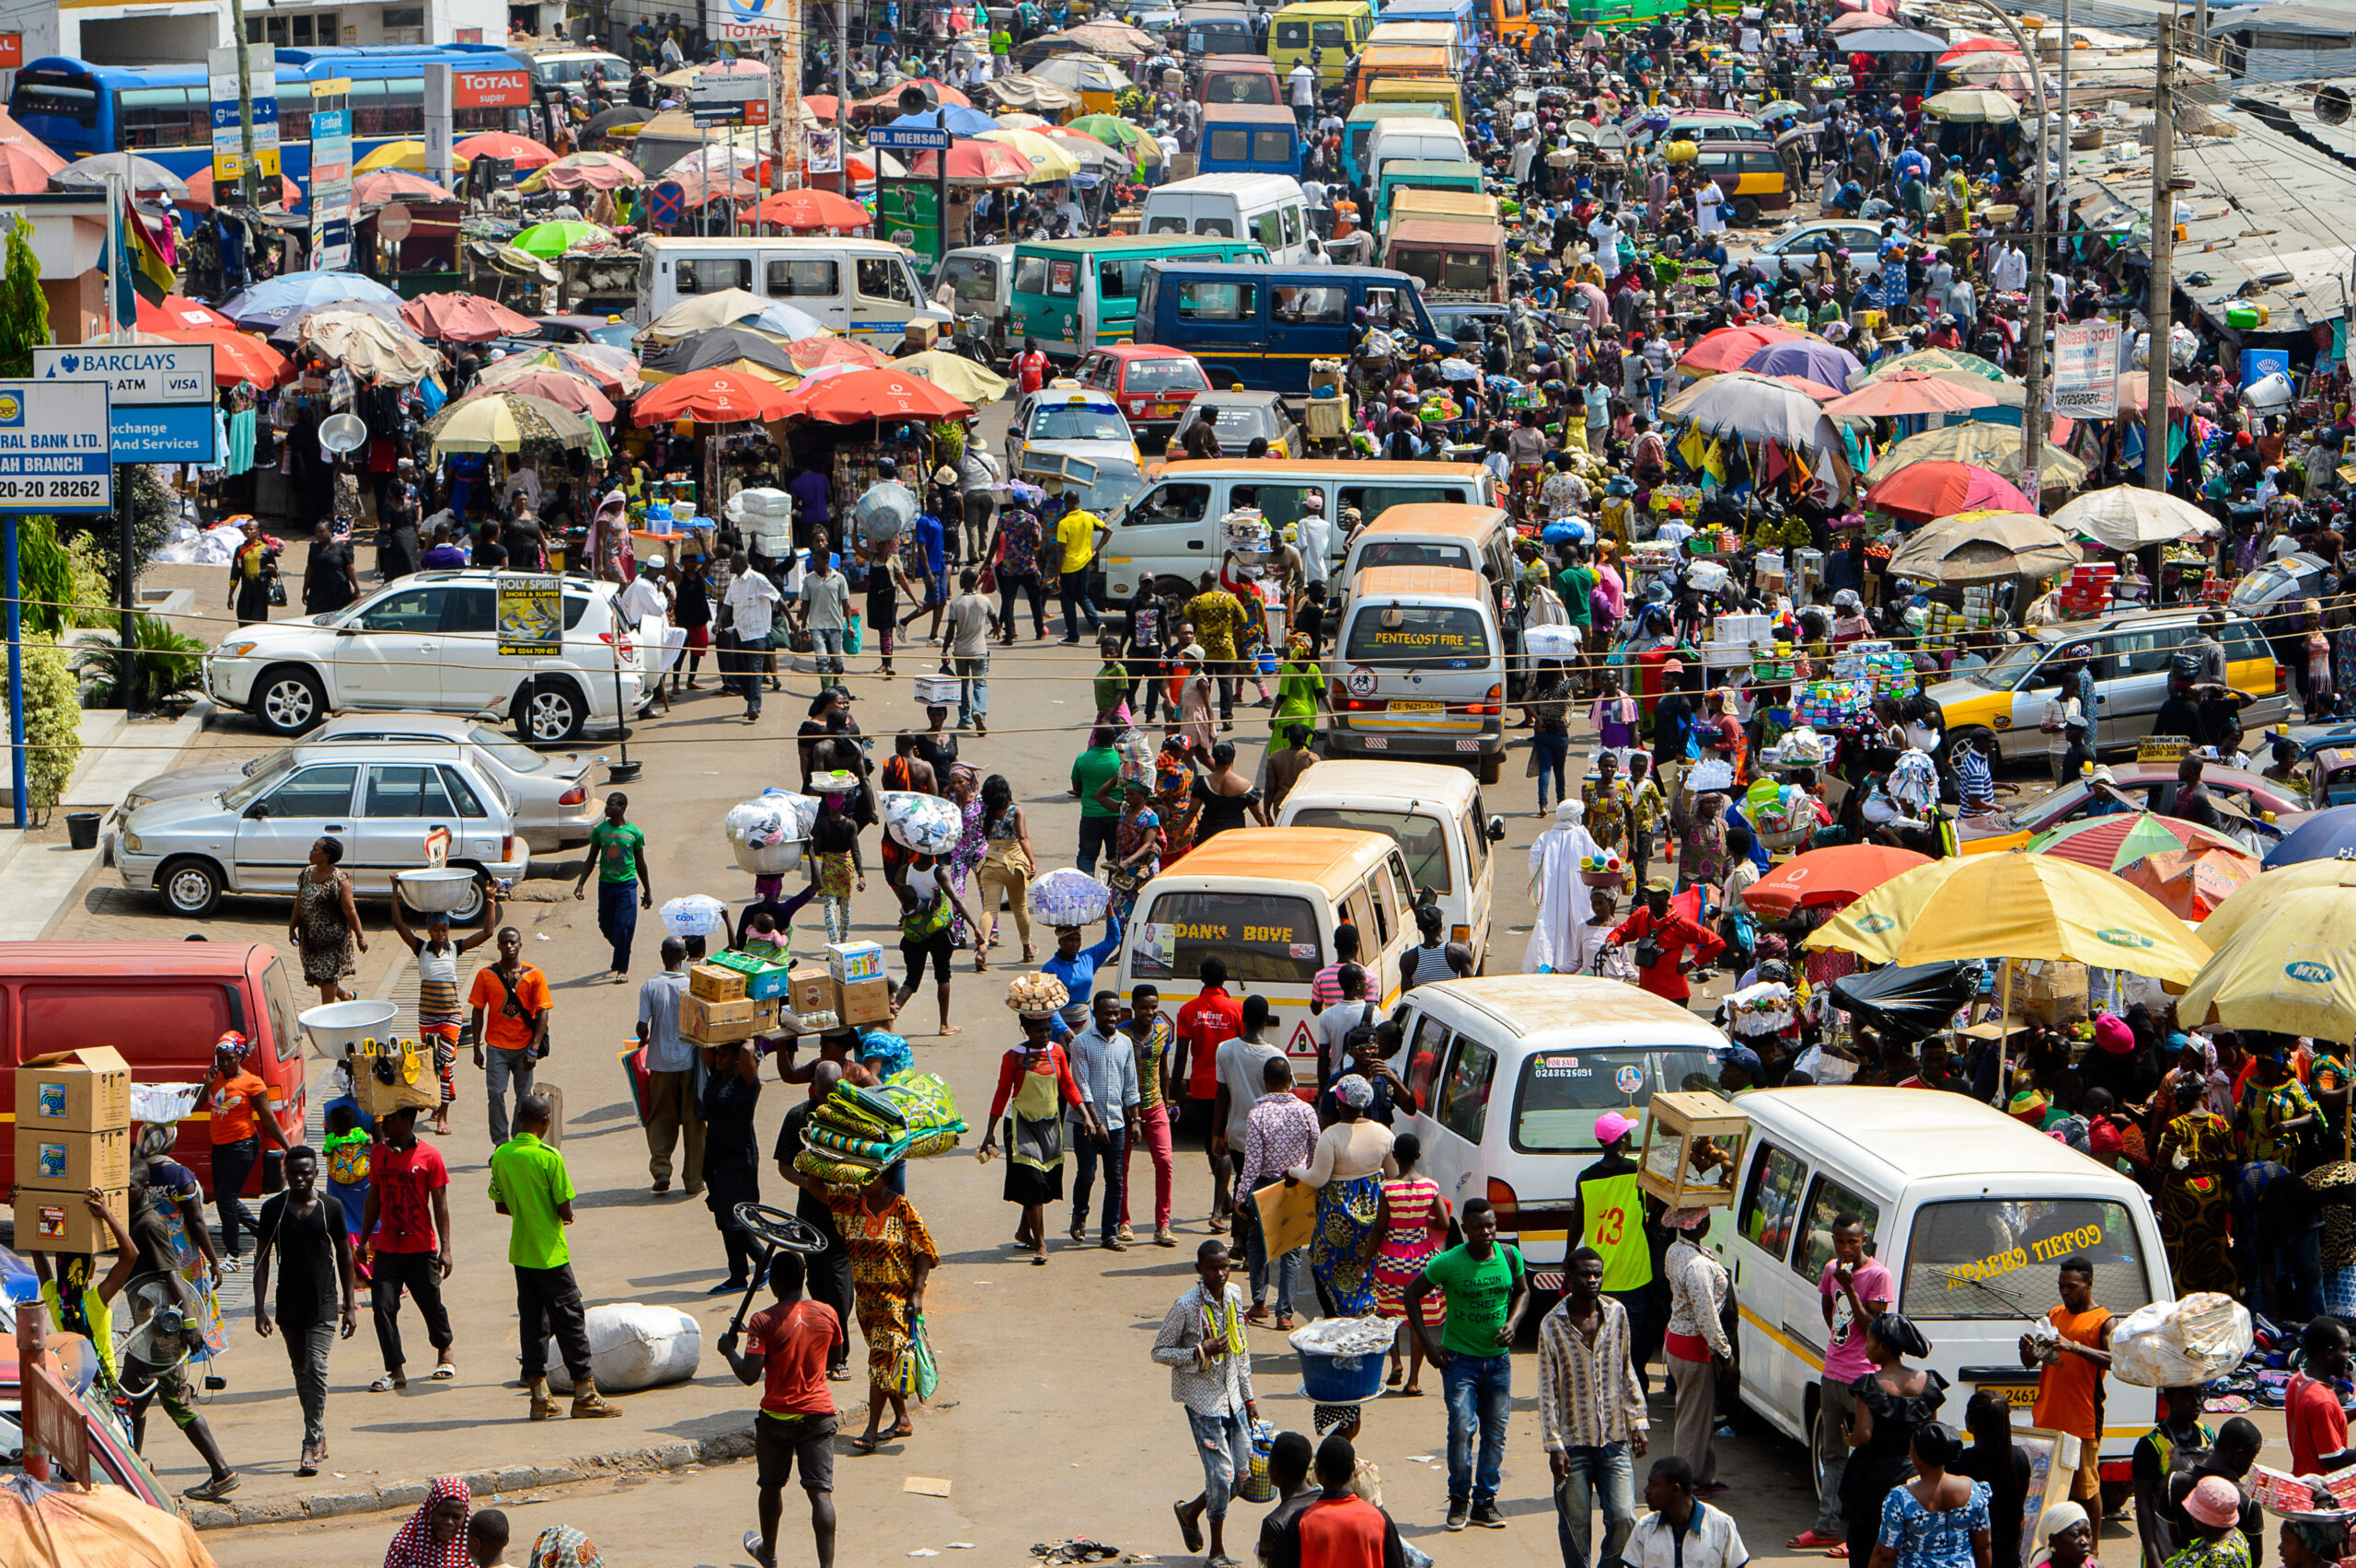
[1298,1344,1389,1404]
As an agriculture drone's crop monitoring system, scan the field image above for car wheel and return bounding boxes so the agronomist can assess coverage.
[1479,750,1504,786]
[1152,575,1195,602]
[1736,199,1761,227]
[442,866,489,923]
[160,857,225,917]
[517,677,588,744]
[254,665,327,736]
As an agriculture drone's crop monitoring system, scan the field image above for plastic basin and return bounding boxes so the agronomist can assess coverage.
[1295,1342,1392,1403]
[299,999,399,1056]
[396,868,479,912]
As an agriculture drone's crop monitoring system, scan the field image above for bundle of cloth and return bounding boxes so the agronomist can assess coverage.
[881,1069,965,1159]
[796,1079,912,1184]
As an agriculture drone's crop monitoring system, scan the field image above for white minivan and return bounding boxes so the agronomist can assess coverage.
[1276,760,1504,972]
[1364,118,1472,197]
[635,236,953,345]
[1141,174,1316,265]
[1385,976,1731,1297]
[1714,1087,2165,1497]
[1326,565,1508,783]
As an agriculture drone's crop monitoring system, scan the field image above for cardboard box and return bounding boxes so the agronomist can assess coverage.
[710,950,793,1000]
[15,1185,127,1253]
[688,963,747,1003]
[787,964,837,1018]
[17,1047,131,1135]
[837,975,894,1026]
[2015,959,2089,1024]
[682,992,778,1044]
[827,941,886,984]
[16,1125,131,1192]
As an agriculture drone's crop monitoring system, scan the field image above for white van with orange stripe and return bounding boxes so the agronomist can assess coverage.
[1710,1088,2165,1503]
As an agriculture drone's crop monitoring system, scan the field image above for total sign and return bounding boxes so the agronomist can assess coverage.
[454,67,534,108]
[717,0,793,40]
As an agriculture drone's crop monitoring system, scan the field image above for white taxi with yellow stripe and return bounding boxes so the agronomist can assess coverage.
[1004,385,1146,518]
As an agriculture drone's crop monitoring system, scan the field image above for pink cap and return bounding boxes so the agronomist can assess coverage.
[1595,1111,1635,1147]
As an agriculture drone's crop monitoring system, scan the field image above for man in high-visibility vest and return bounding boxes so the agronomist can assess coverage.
[1567,1111,1665,1398]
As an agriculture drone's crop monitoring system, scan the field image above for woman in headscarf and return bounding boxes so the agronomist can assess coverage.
[2028,1502,2097,1568]
[1868,1422,1990,1568]
[383,1476,471,1568]
[1842,1311,1948,1568]
[981,997,1089,1266]
[1287,1074,1397,1320]
[1272,631,1322,736]
[2278,1513,2347,1568]
[2153,1072,2239,1296]
[527,1524,605,1568]
[2241,1042,2320,1168]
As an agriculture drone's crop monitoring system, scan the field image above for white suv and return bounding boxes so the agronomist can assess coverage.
[203,571,645,744]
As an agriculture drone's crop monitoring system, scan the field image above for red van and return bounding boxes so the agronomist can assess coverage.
[0,942,309,1197]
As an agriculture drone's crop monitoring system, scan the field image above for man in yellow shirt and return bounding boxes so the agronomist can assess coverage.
[1056,505,1105,644]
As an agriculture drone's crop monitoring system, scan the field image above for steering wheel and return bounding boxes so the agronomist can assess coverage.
[732,1205,832,1256]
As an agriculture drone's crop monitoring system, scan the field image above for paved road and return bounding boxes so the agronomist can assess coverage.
[56,405,2190,1568]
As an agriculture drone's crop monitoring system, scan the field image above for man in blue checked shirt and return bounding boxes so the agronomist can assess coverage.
[1067,992,1140,1252]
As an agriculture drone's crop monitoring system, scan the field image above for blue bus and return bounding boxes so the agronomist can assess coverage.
[1134,261,1449,394]
[10,44,537,195]
[1198,103,1303,179]
[1376,0,1478,51]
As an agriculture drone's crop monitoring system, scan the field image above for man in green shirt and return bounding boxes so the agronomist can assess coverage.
[1553,544,1597,696]
[489,1094,622,1421]
[573,792,653,984]
[1406,1198,1529,1532]
[1070,732,1124,876]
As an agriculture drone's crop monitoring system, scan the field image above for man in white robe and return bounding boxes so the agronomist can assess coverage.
[1524,799,1607,975]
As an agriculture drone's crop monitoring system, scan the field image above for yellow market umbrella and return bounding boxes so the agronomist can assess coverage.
[894,349,1010,406]
[1885,851,2209,983]
[428,390,595,456]
[355,139,470,175]
[2196,856,2356,951]
[976,127,1084,182]
[1802,857,1973,965]
[2180,887,2356,1039]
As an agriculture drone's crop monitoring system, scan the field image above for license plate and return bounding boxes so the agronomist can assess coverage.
[1977,1382,2039,1410]
[1389,700,1442,715]
[1150,402,1179,417]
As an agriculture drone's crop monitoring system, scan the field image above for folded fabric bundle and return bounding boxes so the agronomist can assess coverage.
[905,1124,966,1159]
[832,1080,907,1129]
[814,1094,896,1141]
[881,1071,961,1132]
[796,1148,884,1185]
[804,1123,912,1165]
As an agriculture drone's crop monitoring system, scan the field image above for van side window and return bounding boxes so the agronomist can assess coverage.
[1147,215,1190,235]
[1013,254,1048,294]
[1793,1173,1881,1285]
[1343,888,1376,948]
[1251,209,1285,252]
[1126,482,1212,528]
[769,259,839,297]
[1364,871,1392,949]
[1462,796,1490,866]
[1740,1141,1807,1261]
[1403,1012,1449,1106]
[1231,483,1315,534]
[1340,485,1464,519]
[857,257,915,305]
[1436,1034,1496,1143]
[1273,286,1348,325]
[1193,218,1238,238]
[677,258,750,295]
[1178,282,1254,320]
[1257,133,1298,167]
[261,958,302,1063]
[1208,129,1253,165]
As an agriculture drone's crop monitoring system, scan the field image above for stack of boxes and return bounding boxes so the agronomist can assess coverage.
[1832,640,1918,698]
[1704,612,1772,677]
[2059,562,2116,616]
[13,1047,131,1253]
[684,958,782,1046]
[764,941,893,1037]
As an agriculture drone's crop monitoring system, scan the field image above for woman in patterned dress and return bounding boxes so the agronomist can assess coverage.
[821,1179,938,1455]
[291,836,367,1006]
[1371,1132,1450,1395]
[1287,1075,1395,1320]
[2153,1073,2239,1296]
[388,883,499,1137]
[945,768,987,960]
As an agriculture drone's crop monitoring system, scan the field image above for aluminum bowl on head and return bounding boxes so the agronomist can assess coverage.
[299,999,399,1056]
[397,867,483,912]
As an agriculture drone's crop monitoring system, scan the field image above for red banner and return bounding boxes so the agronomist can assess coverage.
[0,35,22,69]
[454,67,532,109]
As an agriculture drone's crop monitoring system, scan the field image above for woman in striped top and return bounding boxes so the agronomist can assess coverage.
[390,883,500,1137]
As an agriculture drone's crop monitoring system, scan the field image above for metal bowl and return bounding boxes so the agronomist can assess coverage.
[396,867,481,912]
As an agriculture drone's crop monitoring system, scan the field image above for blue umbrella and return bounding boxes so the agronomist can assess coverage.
[2263,807,2356,869]
[1742,337,1866,388]
[892,106,1000,137]
[219,269,404,330]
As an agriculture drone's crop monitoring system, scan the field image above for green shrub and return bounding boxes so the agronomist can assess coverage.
[24,634,78,815]
[74,614,205,714]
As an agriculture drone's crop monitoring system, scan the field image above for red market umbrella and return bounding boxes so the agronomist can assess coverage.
[355,168,457,204]
[804,94,841,120]
[1935,36,2017,63]
[1865,460,2035,524]
[180,166,300,210]
[1774,374,1846,401]
[634,367,797,425]
[1825,369,2007,420]
[2117,375,2200,414]
[156,326,291,387]
[1678,323,1800,375]
[459,370,615,423]
[852,78,972,111]
[784,336,892,370]
[1741,845,1932,917]
[755,188,873,231]
[479,344,631,394]
[454,131,559,170]
[2029,811,2247,873]
[2123,846,2259,922]
[1831,6,1892,25]
[671,166,759,208]
[782,366,973,422]
[0,140,62,195]
[399,291,539,342]
[903,137,1036,185]
[136,293,235,332]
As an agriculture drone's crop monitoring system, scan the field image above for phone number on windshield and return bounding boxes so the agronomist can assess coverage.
[0,478,107,502]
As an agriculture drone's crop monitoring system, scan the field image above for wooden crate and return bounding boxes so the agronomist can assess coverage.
[1635,1091,1750,1209]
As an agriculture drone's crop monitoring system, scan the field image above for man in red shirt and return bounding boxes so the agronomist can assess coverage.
[2288,1320,2356,1478]
[1604,882,1725,1006]
[722,1251,846,1568]
[1012,336,1052,397]
[1174,958,1245,1231]
[1267,1436,1407,1568]
[359,1105,456,1390]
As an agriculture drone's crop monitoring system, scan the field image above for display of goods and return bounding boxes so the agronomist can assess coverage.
[1685,759,1735,793]
[1765,727,1828,767]
[545,1304,700,1394]
[1029,868,1112,928]
[1579,849,1625,888]
[1005,972,1071,1016]
[1221,508,1270,552]
[2108,1293,2253,1388]
[1726,981,1796,1036]
[882,790,964,855]
[808,768,860,798]
[1289,1316,1400,1355]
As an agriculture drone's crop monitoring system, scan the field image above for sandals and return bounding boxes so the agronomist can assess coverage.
[370,1374,406,1393]
[1174,1503,1205,1555]
[431,1362,456,1381]
[850,1435,880,1455]
[183,1472,239,1503]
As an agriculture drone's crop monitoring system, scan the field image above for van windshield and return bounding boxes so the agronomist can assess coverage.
[1358,541,1472,572]
[1511,1046,1723,1153]
[1288,807,1451,894]
[1345,604,1492,663]
[1134,890,1322,985]
[1900,1198,2156,1321]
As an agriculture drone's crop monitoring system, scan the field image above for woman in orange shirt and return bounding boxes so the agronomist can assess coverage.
[201,1031,294,1268]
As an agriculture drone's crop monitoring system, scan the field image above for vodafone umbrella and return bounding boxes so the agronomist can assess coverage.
[478,345,631,395]
[903,137,1036,185]
[155,327,293,387]
[1742,844,1932,917]
[399,291,539,343]
[135,294,235,332]
[1824,369,2006,420]
[1934,35,2016,63]
[755,188,873,231]
[1864,461,2035,524]
[454,131,559,170]
[852,78,972,111]
[0,141,60,196]
[783,367,973,423]
[1678,323,1799,375]
[635,368,797,425]
[526,150,646,191]
[181,166,300,209]
[785,336,893,370]
[459,369,615,423]
[354,168,456,204]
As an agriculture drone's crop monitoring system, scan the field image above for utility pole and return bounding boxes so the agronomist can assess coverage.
[1968,0,2050,494]
[836,0,850,195]
[2143,4,2177,492]
[226,0,259,208]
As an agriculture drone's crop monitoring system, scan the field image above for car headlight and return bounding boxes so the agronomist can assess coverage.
[121,833,142,855]
[217,640,259,660]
